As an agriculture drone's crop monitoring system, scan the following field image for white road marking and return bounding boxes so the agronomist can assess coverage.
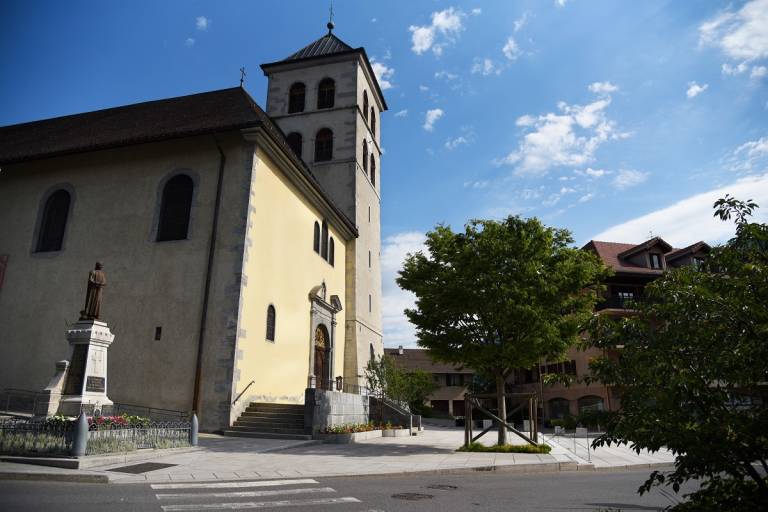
[151,479,319,490]
[156,487,336,500]
[160,496,361,511]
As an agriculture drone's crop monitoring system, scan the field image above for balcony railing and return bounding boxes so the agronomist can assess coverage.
[596,295,644,311]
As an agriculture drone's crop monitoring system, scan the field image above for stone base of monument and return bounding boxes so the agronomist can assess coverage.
[34,360,70,417]
[57,320,115,417]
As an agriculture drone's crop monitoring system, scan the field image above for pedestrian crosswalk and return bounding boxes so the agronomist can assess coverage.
[151,478,362,511]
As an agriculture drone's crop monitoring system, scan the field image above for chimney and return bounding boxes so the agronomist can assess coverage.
[398,345,404,355]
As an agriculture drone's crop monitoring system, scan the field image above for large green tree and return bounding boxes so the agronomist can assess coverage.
[585,196,768,510]
[397,216,607,444]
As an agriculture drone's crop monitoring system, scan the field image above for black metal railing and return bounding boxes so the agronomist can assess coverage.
[86,421,191,454]
[596,295,644,311]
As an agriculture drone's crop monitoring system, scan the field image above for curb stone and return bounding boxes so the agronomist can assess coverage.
[0,471,109,484]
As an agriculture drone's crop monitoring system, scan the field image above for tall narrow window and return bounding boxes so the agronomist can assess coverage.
[288,82,305,113]
[266,305,276,341]
[370,155,376,187]
[315,129,333,162]
[362,141,368,174]
[370,108,376,137]
[369,294,372,312]
[317,78,335,109]
[36,189,71,252]
[368,250,371,268]
[329,238,335,266]
[157,174,194,241]
[313,221,320,253]
[363,91,369,122]
[321,221,329,260]
[286,132,302,158]
[650,253,662,269]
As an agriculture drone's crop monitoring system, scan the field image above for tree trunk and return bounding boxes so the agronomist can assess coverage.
[496,373,507,445]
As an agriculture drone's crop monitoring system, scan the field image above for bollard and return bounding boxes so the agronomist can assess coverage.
[71,412,89,456]
[190,413,199,446]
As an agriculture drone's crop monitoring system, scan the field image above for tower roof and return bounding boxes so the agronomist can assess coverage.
[283,32,354,61]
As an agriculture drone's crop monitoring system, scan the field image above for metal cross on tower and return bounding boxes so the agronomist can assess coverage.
[239,67,247,87]
[327,0,335,33]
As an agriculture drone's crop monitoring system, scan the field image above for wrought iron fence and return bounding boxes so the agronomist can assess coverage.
[86,421,191,455]
[79,402,189,421]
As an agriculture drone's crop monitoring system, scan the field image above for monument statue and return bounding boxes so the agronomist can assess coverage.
[80,262,106,320]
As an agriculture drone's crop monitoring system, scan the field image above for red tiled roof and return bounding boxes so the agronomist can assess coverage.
[666,241,710,262]
[384,348,474,374]
[583,240,664,275]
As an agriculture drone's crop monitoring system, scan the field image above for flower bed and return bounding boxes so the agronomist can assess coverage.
[457,442,552,454]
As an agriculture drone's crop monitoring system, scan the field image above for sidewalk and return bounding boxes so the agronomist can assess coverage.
[0,426,675,484]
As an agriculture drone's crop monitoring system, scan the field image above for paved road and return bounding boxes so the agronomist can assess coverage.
[0,470,697,511]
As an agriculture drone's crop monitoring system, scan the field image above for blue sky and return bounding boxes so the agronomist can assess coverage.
[2,1,767,346]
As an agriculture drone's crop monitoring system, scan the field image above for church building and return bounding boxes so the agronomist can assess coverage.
[0,25,385,432]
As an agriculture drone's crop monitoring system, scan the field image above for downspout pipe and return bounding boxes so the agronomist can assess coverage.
[192,137,227,415]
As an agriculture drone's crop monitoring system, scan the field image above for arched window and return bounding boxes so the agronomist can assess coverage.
[36,189,71,252]
[288,82,305,113]
[369,343,375,363]
[266,305,276,341]
[313,221,320,253]
[370,155,376,187]
[157,174,194,241]
[362,141,368,174]
[317,78,335,109]
[578,395,604,413]
[363,91,369,122]
[314,129,333,162]
[321,221,329,260]
[370,108,376,137]
[329,237,335,266]
[286,132,302,158]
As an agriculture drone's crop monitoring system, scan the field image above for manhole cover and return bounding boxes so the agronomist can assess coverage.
[391,493,434,501]
[426,484,458,490]
[107,462,177,474]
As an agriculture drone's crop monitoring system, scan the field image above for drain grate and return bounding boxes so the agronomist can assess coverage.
[391,493,434,501]
[426,484,458,490]
[107,462,177,474]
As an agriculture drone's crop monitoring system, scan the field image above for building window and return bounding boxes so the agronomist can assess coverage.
[317,78,335,109]
[693,256,705,269]
[370,108,376,137]
[369,343,375,363]
[36,189,71,252]
[368,250,371,268]
[315,128,333,162]
[313,221,320,253]
[548,398,570,419]
[362,141,368,174]
[650,253,662,269]
[157,174,193,242]
[370,155,376,187]
[329,237,335,266]
[578,395,604,413]
[321,221,329,260]
[288,82,306,114]
[368,206,370,222]
[286,132,302,158]
[369,294,372,312]
[363,91,369,122]
[446,374,464,386]
[266,305,276,341]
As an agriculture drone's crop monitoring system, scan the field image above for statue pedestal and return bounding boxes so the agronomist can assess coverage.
[58,320,114,416]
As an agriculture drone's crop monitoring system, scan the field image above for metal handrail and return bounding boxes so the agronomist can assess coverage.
[232,380,255,405]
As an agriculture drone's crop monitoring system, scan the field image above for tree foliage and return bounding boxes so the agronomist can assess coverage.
[365,355,439,421]
[397,216,608,443]
[585,197,768,509]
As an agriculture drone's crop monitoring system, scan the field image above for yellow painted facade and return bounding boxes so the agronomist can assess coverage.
[232,147,347,409]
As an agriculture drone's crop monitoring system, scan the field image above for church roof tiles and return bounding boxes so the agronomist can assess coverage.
[283,33,354,61]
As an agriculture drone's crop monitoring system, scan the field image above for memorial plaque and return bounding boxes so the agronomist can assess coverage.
[86,376,105,393]
[64,345,88,395]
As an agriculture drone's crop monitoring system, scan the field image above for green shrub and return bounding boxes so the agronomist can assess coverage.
[457,442,552,454]
[0,431,70,456]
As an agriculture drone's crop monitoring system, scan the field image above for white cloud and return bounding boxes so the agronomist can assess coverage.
[435,70,459,81]
[728,135,768,173]
[588,81,619,95]
[185,38,195,47]
[464,180,489,189]
[581,167,607,178]
[699,0,768,63]
[578,193,595,203]
[471,8,482,15]
[419,84,430,92]
[381,232,427,348]
[409,7,465,56]
[502,37,522,61]
[514,11,531,32]
[686,81,709,98]
[591,174,768,246]
[612,169,649,190]
[371,60,395,90]
[423,108,444,131]
[471,57,501,75]
[394,109,408,118]
[195,16,209,31]
[751,65,768,78]
[445,136,469,150]
[497,85,627,175]
[556,0,568,6]
[722,62,749,75]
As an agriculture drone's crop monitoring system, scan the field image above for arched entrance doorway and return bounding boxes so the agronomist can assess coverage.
[314,324,330,389]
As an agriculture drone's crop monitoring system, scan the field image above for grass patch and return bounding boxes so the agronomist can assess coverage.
[457,441,552,454]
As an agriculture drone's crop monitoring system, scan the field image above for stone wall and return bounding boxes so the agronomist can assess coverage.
[304,388,369,433]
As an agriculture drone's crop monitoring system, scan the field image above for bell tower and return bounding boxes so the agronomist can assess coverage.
[261,24,387,387]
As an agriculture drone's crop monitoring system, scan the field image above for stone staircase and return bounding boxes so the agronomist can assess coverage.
[223,402,312,440]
